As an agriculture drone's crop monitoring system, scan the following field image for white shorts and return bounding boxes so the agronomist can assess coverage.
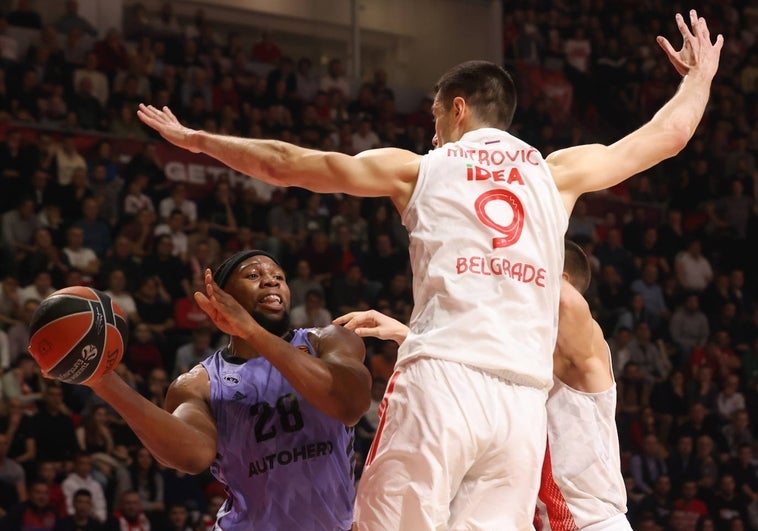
[353,357,548,531]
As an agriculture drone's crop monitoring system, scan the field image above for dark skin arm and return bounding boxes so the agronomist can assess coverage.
[195,270,372,426]
[88,366,218,474]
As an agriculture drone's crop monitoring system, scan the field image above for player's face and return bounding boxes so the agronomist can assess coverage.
[229,256,291,336]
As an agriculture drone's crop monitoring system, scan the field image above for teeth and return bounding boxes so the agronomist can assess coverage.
[262,295,281,304]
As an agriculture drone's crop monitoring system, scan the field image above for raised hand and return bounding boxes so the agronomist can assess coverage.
[333,310,408,345]
[194,268,257,338]
[137,104,201,153]
[657,9,723,78]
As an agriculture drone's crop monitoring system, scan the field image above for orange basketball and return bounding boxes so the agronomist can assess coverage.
[28,286,129,384]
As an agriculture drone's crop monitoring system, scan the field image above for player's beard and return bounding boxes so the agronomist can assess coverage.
[252,309,291,337]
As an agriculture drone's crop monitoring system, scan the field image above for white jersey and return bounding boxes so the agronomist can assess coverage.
[536,352,630,530]
[398,128,567,389]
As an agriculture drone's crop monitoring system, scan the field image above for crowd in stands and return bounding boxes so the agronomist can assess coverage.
[0,0,754,529]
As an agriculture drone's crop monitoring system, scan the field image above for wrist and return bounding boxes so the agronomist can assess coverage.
[684,68,714,84]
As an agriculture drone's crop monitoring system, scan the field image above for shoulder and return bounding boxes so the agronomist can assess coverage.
[165,364,210,412]
[307,325,365,361]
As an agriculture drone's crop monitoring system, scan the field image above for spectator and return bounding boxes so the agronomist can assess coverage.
[127,447,164,519]
[62,226,100,284]
[630,434,669,496]
[163,502,193,531]
[153,210,188,261]
[329,262,377,316]
[73,53,109,108]
[636,474,673,528]
[172,327,214,378]
[250,30,281,64]
[55,137,87,188]
[0,432,26,508]
[74,197,112,258]
[58,168,93,226]
[6,300,40,368]
[93,28,129,84]
[351,118,380,152]
[288,259,323,308]
[675,239,714,293]
[76,406,114,456]
[61,454,107,523]
[694,435,721,493]
[32,384,78,468]
[124,323,163,382]
[18,270,55,305]
[36,461,66,518]
[362,232,408,287]
[118,208,157,259]
[121,175,154,221]
[673,479,708,531]
[650,369,689,444]
[630,263,670,333]
[19,227,69,288]
[290,288,332,328]
[294,57,318,101]
[620,322,671,386]
[103,269,138,324]
[106,490,150,531]
[721,410,753,458]
[320,58,350,97]
[2,196,39,262]
[0,480,57,530]
[133,277,174,337]
[98,237,142,294]
[711,474,750,529]
[53,488,105,531]
[55,0,97,37]
[670,293,710,364]
[267,190,307,256]
[717,372,746,423]
[70,76,107,131]
[198,181,238,246]
[158,183,196,229]
[172,277,213,335]
[141,235,190,300]
[666,435,700,492]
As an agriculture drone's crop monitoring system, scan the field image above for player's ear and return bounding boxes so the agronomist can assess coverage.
[452,96,466,119]
[561,272,570,281]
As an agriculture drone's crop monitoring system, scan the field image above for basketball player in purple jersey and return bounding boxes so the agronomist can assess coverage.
[85,250,372,530]
[137,11,721,529]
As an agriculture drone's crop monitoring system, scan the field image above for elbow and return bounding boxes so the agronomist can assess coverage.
[664,127,692,157]
[339,391,372,428]
[162,448,215,475]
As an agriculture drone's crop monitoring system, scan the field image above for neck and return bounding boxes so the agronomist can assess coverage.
[227,336,261,360]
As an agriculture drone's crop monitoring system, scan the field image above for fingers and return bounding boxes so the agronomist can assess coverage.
[689,10,699,38]
[333,313,356,326]
[675,12,694,41]
[656,36,676,57]
[714,34,724,51]
[353,327,382,339]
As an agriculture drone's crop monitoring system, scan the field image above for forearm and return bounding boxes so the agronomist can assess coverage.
[648,71,712,142]
[192,132,295,187]
[89,373,215,473]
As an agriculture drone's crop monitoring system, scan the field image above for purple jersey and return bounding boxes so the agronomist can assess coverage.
[201,328,355,530]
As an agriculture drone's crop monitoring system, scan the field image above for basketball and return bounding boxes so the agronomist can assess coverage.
[28,286,129,385]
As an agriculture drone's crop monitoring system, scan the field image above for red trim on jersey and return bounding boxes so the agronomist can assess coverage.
[364,369,402,467]
[538,440,578,531]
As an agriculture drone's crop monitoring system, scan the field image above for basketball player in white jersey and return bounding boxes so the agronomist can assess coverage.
[137,11,721,529]
[335,240,632,530]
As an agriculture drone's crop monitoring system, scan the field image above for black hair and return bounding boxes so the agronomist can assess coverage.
[433,60,517,129]
[564,239,591,294]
